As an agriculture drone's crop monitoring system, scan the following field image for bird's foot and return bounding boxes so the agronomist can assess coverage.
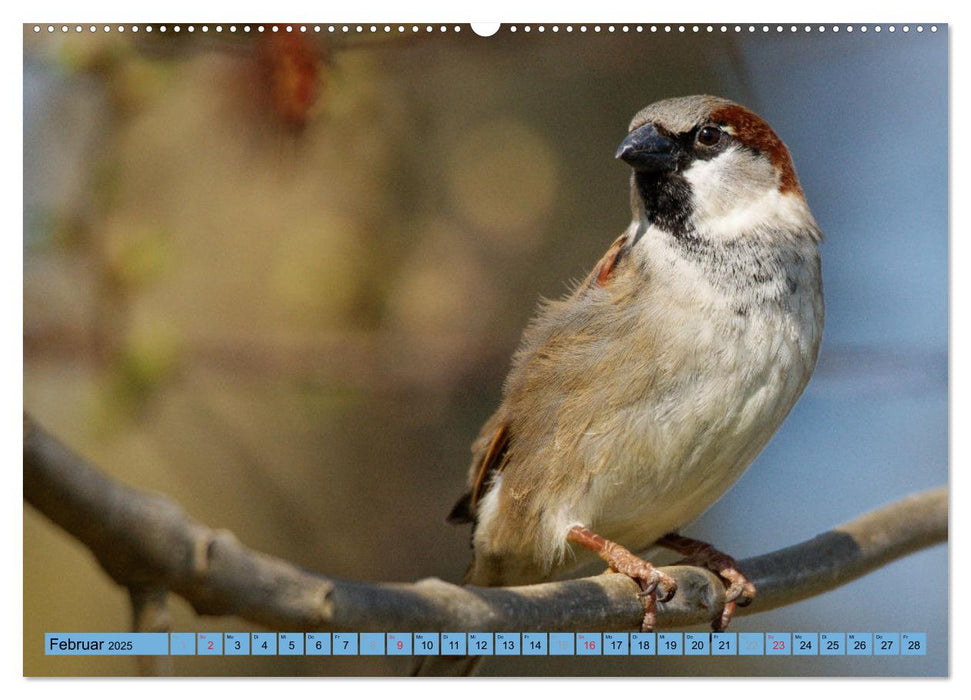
[656,533,755,631]
[567,525,676,632]
[603,550,677,632]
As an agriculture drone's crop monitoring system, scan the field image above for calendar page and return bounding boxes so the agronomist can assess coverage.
[23,13,948,679]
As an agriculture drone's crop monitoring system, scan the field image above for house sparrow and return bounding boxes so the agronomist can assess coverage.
[447,95,823,633]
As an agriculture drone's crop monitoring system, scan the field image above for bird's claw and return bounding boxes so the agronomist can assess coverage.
[634,570,677,603]
[721,567,757,608]
[605,554,677,632]
[672,550,755,631]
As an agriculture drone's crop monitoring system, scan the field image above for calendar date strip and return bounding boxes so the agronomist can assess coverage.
[24,414,947,636]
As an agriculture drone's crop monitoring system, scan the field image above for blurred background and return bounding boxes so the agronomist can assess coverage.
[23,24,947,676]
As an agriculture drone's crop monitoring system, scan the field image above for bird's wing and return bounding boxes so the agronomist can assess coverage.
[446,233,632,526]
[581,233,627,289]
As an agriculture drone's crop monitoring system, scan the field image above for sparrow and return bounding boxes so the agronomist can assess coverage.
[447,95,824,633]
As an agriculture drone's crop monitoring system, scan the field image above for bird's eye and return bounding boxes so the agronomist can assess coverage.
[697,126,722,147]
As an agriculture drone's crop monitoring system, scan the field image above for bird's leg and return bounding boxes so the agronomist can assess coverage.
[655,532,756,631]
[567,525,676,632]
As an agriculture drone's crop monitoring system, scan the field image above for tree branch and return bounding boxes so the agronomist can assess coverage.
[129,584,173,676]
[23,414,947,632]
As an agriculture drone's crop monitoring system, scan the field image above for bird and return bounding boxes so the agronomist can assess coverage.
[445,94,823,648]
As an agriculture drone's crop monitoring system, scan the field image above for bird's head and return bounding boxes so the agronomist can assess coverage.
[617,95,820,244]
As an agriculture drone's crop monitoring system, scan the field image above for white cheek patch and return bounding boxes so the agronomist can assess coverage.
[684,146,798,239]
[683,149,748,213]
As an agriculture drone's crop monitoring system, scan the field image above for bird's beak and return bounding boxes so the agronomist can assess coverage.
[615,123,677,173]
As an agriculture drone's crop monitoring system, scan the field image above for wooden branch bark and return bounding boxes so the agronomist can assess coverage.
[23,414,947,632]
[129,585,173,676]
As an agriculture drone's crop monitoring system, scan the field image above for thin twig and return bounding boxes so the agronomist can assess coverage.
[23,414,947,632]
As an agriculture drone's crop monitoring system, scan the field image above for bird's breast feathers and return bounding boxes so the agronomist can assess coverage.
[471,222,822,579]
